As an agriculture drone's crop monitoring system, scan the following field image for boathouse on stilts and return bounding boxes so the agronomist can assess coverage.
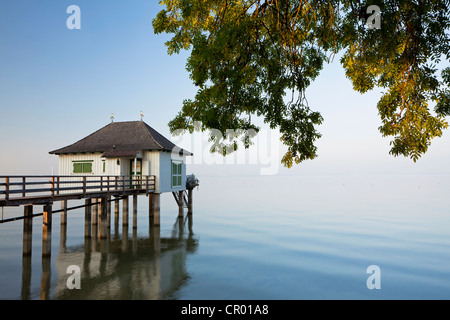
[0,119,199,259]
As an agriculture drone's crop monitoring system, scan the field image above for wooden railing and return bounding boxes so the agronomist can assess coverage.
[0,175,155,202]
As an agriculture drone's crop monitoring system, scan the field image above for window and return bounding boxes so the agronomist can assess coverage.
[130,159,142,176]
[102,160,106,173]
[73,160,93,173]
[171,161,182,187]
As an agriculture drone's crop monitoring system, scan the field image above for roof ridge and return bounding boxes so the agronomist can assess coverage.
[139,121,164,150]
[142,122,193,155]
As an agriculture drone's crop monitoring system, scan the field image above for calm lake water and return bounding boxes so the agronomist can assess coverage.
[0,174,449,299]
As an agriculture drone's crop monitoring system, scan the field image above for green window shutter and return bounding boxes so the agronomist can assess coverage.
[84,163,92,173]
[171,161,183,187]
[73,161,93,173]
[73,163,82,173]
[102,161,106,173]
[171,161,175,187]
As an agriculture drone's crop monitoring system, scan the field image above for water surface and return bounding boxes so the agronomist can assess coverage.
[0,174,449,299]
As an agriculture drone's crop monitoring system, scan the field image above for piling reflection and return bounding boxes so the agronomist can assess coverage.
[21,213,198,300]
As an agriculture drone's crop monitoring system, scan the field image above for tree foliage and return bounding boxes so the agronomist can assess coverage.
[153,0,450,166]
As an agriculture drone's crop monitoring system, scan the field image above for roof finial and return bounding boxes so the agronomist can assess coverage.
[110,113,114,122]
[140,110,144,121]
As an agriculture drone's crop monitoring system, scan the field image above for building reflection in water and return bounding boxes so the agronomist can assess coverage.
[21,213,198,300]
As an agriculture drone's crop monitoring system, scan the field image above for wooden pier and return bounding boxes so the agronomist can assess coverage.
[0,175,195,259]
[0,175,155,207]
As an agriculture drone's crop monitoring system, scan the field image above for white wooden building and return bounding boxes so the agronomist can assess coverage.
[49,120,192,194]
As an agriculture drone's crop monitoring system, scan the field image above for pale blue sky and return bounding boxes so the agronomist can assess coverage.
[0,1,449,176]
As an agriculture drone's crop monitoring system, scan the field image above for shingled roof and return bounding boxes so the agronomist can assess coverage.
[49,121,192,157]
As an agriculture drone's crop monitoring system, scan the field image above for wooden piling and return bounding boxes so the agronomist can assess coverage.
[84,198,92,239]
[153,193,160,226]
[60,200,67,225]
[178,191,184,218]
[23,205,33,256]
[59,201,67,252]
[122,196,129,226]
[100,196,107,218]
[60,219,67,252]
[122,224,128,252]
[42,204,52,257]
[98,197,107,239]
[92,199,98,225]
[43,204,52,229]
[106,195,111,230]
[178,215,184,239]
[133,194,138,229]
[148,193,154,218]
[114,196,120,231]
[188,188,193,215]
